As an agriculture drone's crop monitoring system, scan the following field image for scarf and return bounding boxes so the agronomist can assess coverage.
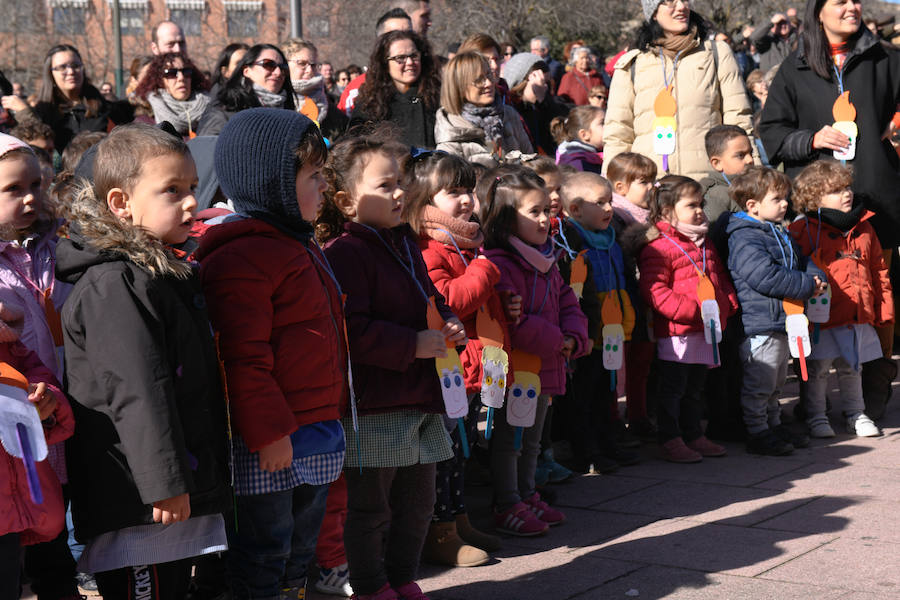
[292,75,329,121]
[569,217,615,250]
[810,203,864,233]
[830,42,849,70]
[673,220,708,246]
[420,204,483,249]
[557,139,599,155]
[147,90,210,136]
[611,192,650,226]
[460,97,505,144]
[655,26,699,59]
[509,235,555,273]
[253,83,287,108]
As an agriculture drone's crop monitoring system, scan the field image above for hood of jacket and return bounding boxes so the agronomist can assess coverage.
[195,214,311,261]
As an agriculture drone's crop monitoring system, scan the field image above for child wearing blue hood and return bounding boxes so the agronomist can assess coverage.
[726,166,826,456]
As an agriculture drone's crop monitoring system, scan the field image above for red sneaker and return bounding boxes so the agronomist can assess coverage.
[493,502,549,536]
[394,581,430,600]
[686,435,727,457]
[660,437,702,463]
[352,583,400,600]
[523,492,566,526]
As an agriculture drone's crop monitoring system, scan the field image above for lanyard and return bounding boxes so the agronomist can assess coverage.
[660,231,706,276]
[552,225,577,260]
[658,49,682,89]
[804,209,823,254]
[434,228,471,267]
[359,224,430,304]
[767,222,794,270]
[832,64,845,94]
[308,240,343,297]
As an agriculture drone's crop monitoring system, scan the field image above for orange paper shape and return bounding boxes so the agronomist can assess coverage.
[601,292,624,326]
[0,362,28,391]
[654,85,676,117]
[832,91,856,122]
[696,275,715,303]
[570,251,588,299]
[476,304,504,349]
[426,297,453,348]
[782,298,805,316]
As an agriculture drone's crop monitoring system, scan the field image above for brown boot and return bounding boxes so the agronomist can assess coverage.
[455,513,502,552]
[422,520,489,567]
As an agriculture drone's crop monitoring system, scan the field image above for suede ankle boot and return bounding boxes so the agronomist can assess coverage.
[422,520,489,567]
[455,513,502,552]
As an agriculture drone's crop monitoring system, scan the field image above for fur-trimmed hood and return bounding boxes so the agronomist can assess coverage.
[619,221,656,258]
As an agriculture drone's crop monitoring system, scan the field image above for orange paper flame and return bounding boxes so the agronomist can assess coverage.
[476,304,504,349]
[571,251,588,286]
[696,276,715,303]
[427,297,455,348]
[0,362,28,391]
[832,91,856,122]
[601,292,623,325]
[509,349,542,373]
[783,298,805,315]
[654,86,677,118]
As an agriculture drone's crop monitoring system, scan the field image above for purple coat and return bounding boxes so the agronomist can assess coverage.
[324,222,457,415]
[484,247,589,395]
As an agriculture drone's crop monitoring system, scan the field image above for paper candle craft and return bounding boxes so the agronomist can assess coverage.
[0,363,45,504]
[426,298,468,420]
[600,292,625,391]
[652,86,677,172]
[832,91,857,161]
[477,305,509,440]
[784,298,811,381]
[507,349,541,450]
[697,275,722,364]
[806,251,830,344]
[569,251,588,300]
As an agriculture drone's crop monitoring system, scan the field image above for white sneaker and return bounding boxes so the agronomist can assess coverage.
[847,413,881,437]
[808,417,836,438]
[315,563,353,597]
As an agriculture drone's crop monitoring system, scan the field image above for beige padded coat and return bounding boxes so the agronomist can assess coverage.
[602,38,753,182]
[434,104,534,167]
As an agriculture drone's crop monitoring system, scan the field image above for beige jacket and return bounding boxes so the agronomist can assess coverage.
[434,105,534,167]
[603,39,753,181]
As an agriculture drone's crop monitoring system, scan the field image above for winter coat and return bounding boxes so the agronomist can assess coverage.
[726,213,817,337]
[483,246,589,395]
[637,221,739,338]
[604,38,753,181]
[0,340,72,545]
[749,26,796,73]
[419,237,508,394]
[57,225,230,542]
[556,140,603,173]
[789,211,893,329]
[324,223,457,415]
[349,85,436,149]
[700,170,740,225]
[31,95,132,151]
[197,218,346,453]
[758,30,900,246]
[510,94,570,156]
[434,105,534,167]
[557,69,603,106]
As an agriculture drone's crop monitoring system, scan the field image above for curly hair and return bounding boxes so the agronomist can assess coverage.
[792,160,854,214]
[354,30,441,122]
[135,52,209,100]
[648,174,703,223]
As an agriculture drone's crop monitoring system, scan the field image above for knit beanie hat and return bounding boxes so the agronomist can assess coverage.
[641,0,664,20]
[501,53,545,89]
[215,107,317,239]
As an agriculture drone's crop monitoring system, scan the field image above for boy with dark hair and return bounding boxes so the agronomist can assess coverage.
[701,125,755,224]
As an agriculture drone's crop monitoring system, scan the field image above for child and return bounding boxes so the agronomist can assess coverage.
[197,109,348,600]
[551,105,605,173]
[57,123,230,599]
[700,125,754,225]
[319,136,465,600]
[555,171,640,473]
[405,151,503,567]
[607,152,656,235]
[789,161,892,438]
[726,166,822,455]
[481,166,589,535]
[636,175,739,463]
[523,156,563,223]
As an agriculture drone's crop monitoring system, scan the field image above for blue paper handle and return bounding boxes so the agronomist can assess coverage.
[485,407,494,440]
[710,320,719,365]
[17,423,42,505]
[610,369,616,392]
[457,418,469,459]
[513,427,523,451]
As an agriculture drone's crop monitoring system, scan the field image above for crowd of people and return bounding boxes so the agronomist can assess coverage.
[1,0,900,599]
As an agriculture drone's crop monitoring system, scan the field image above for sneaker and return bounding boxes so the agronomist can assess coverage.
[540,449,575,483]
[316,563,353,597]
[807,416,835,438]
[659,437,702,463]
[523,492,566,526]
[351,583,399,600]
[773,424,809,449]
[588,455,620,474]
[534,459,551,486]
[746,429,794,456]
[685,436,727,457]
[493,502,549,537]
[605,447,641,466]
[76,572,98,593]
[394,582,429,600]
[847,413,882,437]
[280,583,306,599]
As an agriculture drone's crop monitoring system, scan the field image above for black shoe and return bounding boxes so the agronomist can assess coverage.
[705,420,746,443]
[773,424,810,449]
[613,420,642,448]
[628,418,658,442]
[605,447,641,467]
[77,572,99,593]
[746,429,794,456]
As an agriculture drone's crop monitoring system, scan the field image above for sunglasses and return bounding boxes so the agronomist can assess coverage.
[51,63,83,73]
[162,67,193,79]
[253,59,288,73]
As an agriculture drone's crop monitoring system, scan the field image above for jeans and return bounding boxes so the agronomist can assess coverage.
[490,394,550,508]
[228,484,330,600]
[739,334,788,435]
[656,360,707,443]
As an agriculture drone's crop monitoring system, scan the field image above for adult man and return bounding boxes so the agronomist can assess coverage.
[392,0,431,38]
[151,21,187,55]
[750,13,795,73]
[529,36,563,91]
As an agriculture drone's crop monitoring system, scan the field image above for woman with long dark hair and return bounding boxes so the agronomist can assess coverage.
[211,43,249,91]
[349,30,441,148]
[135,52,211,139]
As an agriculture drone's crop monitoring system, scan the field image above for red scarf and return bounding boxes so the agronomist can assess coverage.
[830,42,849,70]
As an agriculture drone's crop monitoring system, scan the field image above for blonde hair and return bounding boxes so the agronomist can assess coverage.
[440,52,491,116]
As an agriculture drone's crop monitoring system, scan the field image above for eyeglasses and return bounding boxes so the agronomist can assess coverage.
[387,52,421,65]
[162,67,193,79]
[289,59,318,71]
[253,59,288,73]
[504,51,514,56]
[51,63,83,73]
[470,75,493,88]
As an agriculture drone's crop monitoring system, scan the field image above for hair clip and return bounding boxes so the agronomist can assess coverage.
[409,147,448,160]
[653,181,661,188]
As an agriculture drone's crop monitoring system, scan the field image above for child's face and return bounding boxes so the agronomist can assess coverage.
[579,114,605,149]
[541,171,562,217]
[571,183,613,232]
[515,189,551,246]
[711,136,754,177]
[819,185,853,212]
[668,192,706,226]
[0,154,43,232]
[433,186,475,222]
[296,159,327,222]
[348,151,404,230]
[619,177,653,209]
[747,189,788,223]
[120,152,198,245]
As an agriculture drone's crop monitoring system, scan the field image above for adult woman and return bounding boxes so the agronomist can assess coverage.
[459,33,510,100]
[349,30,441,148]
[503,53,569,156]
[197,44,295,136]
[557,47,603,106]
[135,52,211,138]
[435,52,533,166]
[745,69,768,113]
[210,43,249,92]
[283,39,347,142]
[603,0,752,180]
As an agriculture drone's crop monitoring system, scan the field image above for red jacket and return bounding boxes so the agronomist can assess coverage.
[1,340,72,545]
[557,69,603,105]
[197,218,346,453]
[419,237,509,394]
[789,211,894,329]
[638,222,738,338]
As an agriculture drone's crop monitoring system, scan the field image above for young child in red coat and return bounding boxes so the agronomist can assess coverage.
[637,175,738,463]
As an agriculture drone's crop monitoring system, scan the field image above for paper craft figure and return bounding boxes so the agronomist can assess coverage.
[696,275,722,364]
[652,86,677,171]
[784,298,810,381]
[476,304,509,440]
[832,91,857,161]
[0,362,45,504]
[569,251,588,300]
[600,292,625,390]
[427,298,468,420]
[507,350,541,450]
[806,251,830,343]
